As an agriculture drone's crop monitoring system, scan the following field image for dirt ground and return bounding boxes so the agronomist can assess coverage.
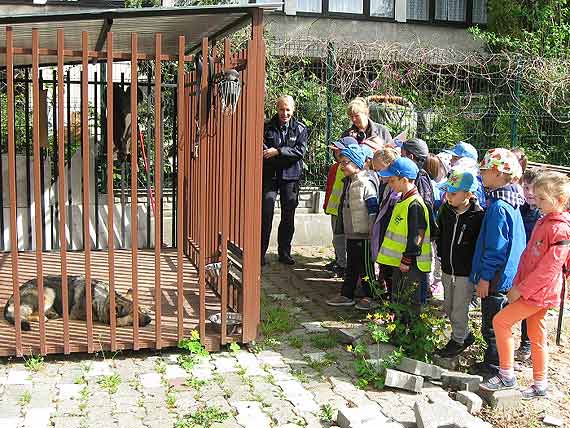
[289,246,570,428]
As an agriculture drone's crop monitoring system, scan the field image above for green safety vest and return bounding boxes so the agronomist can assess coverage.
[324,166,346,216]
[376,193,432,273]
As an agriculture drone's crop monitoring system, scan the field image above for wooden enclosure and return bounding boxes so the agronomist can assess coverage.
[0,5,267,356]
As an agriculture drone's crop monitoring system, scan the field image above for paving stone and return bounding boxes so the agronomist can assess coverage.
[0,417,22,428]
[279,379,319,412]
[459,380,481,392]
[51,416,83,428]
[478,388,522,410]
[268,293,289,301]
[413,400,491,428]
[6,369,32,385]
[23,407,55,428]
[441,372,482,390]
[213,356,239,373]
[336,405,388,428]
[116,413,145,428]
[234,351,265,377]
[85,361,113,378]
[334,325,368,345]
[57,384,83,401]
[257,351,287,368]
[191,365,213,380]
[233,401,272,428]
[139,372,162,389]
[396,358,444,380]
[543,415,564,427]
[384,369,423,393]
[165,365,188,380]
[455,391,483,414]
[301,322,328,334]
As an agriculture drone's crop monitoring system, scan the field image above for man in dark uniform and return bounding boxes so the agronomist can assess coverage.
[261,95,308,266]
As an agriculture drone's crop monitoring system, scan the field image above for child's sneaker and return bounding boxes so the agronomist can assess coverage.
[326,295,355,307]
[324,261,337,272]
[521,385,548,400]
[436,339,465,358]
[479,375,517,391]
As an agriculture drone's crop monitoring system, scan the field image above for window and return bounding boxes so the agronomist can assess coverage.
[297,0,321,13]
[435,0,466,22]
[370,0,394,18]
[472,0,487,24]
[407,0,429,20]
[328,0,363,14]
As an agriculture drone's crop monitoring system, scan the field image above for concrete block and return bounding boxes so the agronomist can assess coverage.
[459,380,482,392]
[334,325,368,345]
[336,405,387,428]
[396,357,444,380]
[433,355,460,371]
[478,388,522,410]
[543,415,564,427]
[306,352,327,363]
[441,372,482,390]
[366,343,396,360]
[384,369,423,393]
[413,400,491,428]
[301,322,328,334]
[456,391,483,414]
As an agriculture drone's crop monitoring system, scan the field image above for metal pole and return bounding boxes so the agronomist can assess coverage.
[510,55,521,148]
[325,41,334,164]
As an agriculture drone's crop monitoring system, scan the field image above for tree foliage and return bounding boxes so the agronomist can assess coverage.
[471,0,570,58]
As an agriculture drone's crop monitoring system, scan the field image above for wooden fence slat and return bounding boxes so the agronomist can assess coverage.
[154,33,162,350]
[198,37,209,341]
[131,32,140,350]
[32,28,47,355]
[107,32,117,352]
[177,35,185,341]
[56,29,70,355]
[81,31,94,353]
[6,26,22,356]
[219,38,232,345]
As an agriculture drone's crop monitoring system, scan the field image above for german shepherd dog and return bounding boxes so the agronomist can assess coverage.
[4,276,152,331]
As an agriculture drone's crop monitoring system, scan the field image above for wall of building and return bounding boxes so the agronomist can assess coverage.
[265,14,484,52]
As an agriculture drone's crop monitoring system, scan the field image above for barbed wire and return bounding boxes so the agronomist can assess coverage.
[267,37,570,123]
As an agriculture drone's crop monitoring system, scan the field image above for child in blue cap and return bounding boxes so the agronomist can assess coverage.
[435,168,485,358]
[326,144,379,310]
[376,157,432,309]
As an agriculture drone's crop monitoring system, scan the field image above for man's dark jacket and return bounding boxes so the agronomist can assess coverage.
[263,115,308,182]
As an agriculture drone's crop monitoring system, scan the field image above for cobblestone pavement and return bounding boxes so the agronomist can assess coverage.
[0,246,545,428]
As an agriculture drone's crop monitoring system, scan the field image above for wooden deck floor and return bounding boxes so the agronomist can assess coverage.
[0,249,223,356]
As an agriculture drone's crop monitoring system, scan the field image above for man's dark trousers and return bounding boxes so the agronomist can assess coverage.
[261,179,299,260]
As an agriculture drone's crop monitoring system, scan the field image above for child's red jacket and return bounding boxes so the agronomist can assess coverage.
[513,211,570,308]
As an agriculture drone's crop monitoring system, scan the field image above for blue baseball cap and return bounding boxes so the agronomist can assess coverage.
[439,168,478,193]
[443,142,478,161]
[360,144,374,160]
[378,157,419,180]
[330,136,358,150]
[340,144,365,169]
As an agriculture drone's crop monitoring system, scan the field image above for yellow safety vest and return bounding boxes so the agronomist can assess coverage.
[324,166,346,216]
[376,193,432,272]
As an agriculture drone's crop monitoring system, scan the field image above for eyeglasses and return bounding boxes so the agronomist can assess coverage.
[340,160,353,166]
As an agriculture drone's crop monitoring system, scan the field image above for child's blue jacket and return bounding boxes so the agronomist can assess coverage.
[469,184,526,293]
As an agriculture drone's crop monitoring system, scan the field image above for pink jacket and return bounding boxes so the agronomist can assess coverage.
[513,211,570,308]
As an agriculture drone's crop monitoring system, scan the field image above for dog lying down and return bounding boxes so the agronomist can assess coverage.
[4,275,153,331]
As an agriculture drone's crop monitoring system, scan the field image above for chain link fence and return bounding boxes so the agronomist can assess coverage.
[266,38,570,188]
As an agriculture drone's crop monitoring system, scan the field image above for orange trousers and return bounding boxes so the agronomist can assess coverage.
[493,299,548,381]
